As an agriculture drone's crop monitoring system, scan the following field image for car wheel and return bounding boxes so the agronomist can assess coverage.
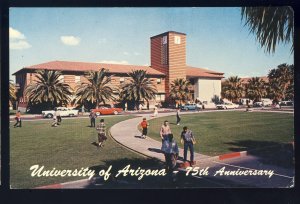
[113,110,118,115]
[96,112,101,116]
[47,113,53,118]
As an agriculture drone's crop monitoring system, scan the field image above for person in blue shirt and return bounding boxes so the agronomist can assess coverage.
[164,134,179,173]
[181,126,196,166]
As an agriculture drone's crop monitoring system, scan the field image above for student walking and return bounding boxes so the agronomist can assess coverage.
[57,109,62,125]
[140,118,149,139]
[181,126,196,166]
[96,119,107,147]
[160,120,172,152]
[164,134,179,174]
[89,111,97,127]
[176,108,181,125]
[51,109,58,127]
[13,110,22,128]
[153,106,158,117]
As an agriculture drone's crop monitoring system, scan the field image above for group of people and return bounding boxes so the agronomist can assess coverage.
[160,120,196,167]
[140,117,196,173]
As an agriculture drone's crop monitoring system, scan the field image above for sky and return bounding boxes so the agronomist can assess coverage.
[9,7,294,81]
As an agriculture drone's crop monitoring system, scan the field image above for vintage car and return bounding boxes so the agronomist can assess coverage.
[42,107,79,118]
[91,107,123,115]
[216,102,239,109]
[181,103,198,111]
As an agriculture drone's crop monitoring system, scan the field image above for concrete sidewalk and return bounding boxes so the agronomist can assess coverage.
[110,111,218,165]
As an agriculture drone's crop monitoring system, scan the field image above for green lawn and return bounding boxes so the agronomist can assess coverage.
[147,111,294,157]
[10,116,162,189]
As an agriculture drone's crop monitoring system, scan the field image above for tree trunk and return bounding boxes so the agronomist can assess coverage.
[96,99,99,109]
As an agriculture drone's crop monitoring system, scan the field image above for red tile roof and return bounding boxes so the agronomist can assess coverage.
[13,61,165,76]
[13,61,224,78]
[186,66,224,78]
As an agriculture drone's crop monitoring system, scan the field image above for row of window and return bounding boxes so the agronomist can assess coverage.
[53,75,163,84]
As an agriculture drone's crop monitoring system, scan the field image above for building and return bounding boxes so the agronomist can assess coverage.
[13,31,224,111]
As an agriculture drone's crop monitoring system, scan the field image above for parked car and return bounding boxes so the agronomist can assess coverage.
[239,98,253,106]
[216,102,239,109]
[181,103,198,111]
[261,98,273,106]
[198,101,216,109]
[253,102,263,107]
[91,107,123,115]
[42,107,79,118]
[279,101,294,106]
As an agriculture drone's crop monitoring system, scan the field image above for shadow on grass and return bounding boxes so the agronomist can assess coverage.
[225,140,294,169]
[84,157,250,188]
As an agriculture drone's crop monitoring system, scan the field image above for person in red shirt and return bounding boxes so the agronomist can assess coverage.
[140,118,149,139]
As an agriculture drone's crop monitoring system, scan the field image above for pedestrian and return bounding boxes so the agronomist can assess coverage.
[81,105,85,115]
[160,120,172,152]
[140,118,149,139]
[153,106,158,117]
[176,108,181,125]
[13,110,22,128]
[125,102,128,112]
[96,119,107,147]
[89,111,96,127]
[57,109,62,125]
[164,134,179,174]
[52,108,58,127]
[180,126,196,166]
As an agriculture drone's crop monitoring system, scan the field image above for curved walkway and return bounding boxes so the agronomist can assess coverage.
[109,109,293,165]
[110,110,230,164]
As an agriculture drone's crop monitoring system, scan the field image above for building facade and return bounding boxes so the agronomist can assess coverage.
[13,31,224,111]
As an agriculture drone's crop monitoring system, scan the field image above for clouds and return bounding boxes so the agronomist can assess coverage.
[123,51,141,56]
[60,36,81,46]
[98,60,129,65]
[9,27,32,50]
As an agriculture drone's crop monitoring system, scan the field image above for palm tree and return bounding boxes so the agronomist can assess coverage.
[221,76,244,103]
[73,68,116,109]
[25,70,73,108]
[120,70,157,110]
[241,7,294,53]
[169,78,191,106]
[267,77,284,103]
[245,77,267,102]
[9,81,16,107]
[267,63,293,101]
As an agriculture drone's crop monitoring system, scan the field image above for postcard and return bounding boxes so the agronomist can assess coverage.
[9,7,294,189]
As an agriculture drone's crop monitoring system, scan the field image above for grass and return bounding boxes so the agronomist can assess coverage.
[147,111,294,158]
[10,116,165,189]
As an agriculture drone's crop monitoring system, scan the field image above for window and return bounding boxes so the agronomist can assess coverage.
[75,76,81,83]
[174,36,181,44]
[157,78,161,84]
[155,94,165,101]
[58,75,64,82]
[162,36,167,44]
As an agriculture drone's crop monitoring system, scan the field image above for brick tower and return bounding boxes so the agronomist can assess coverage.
[150,31,187,97]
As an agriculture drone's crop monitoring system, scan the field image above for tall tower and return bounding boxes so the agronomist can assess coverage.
[150,31,186,97]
